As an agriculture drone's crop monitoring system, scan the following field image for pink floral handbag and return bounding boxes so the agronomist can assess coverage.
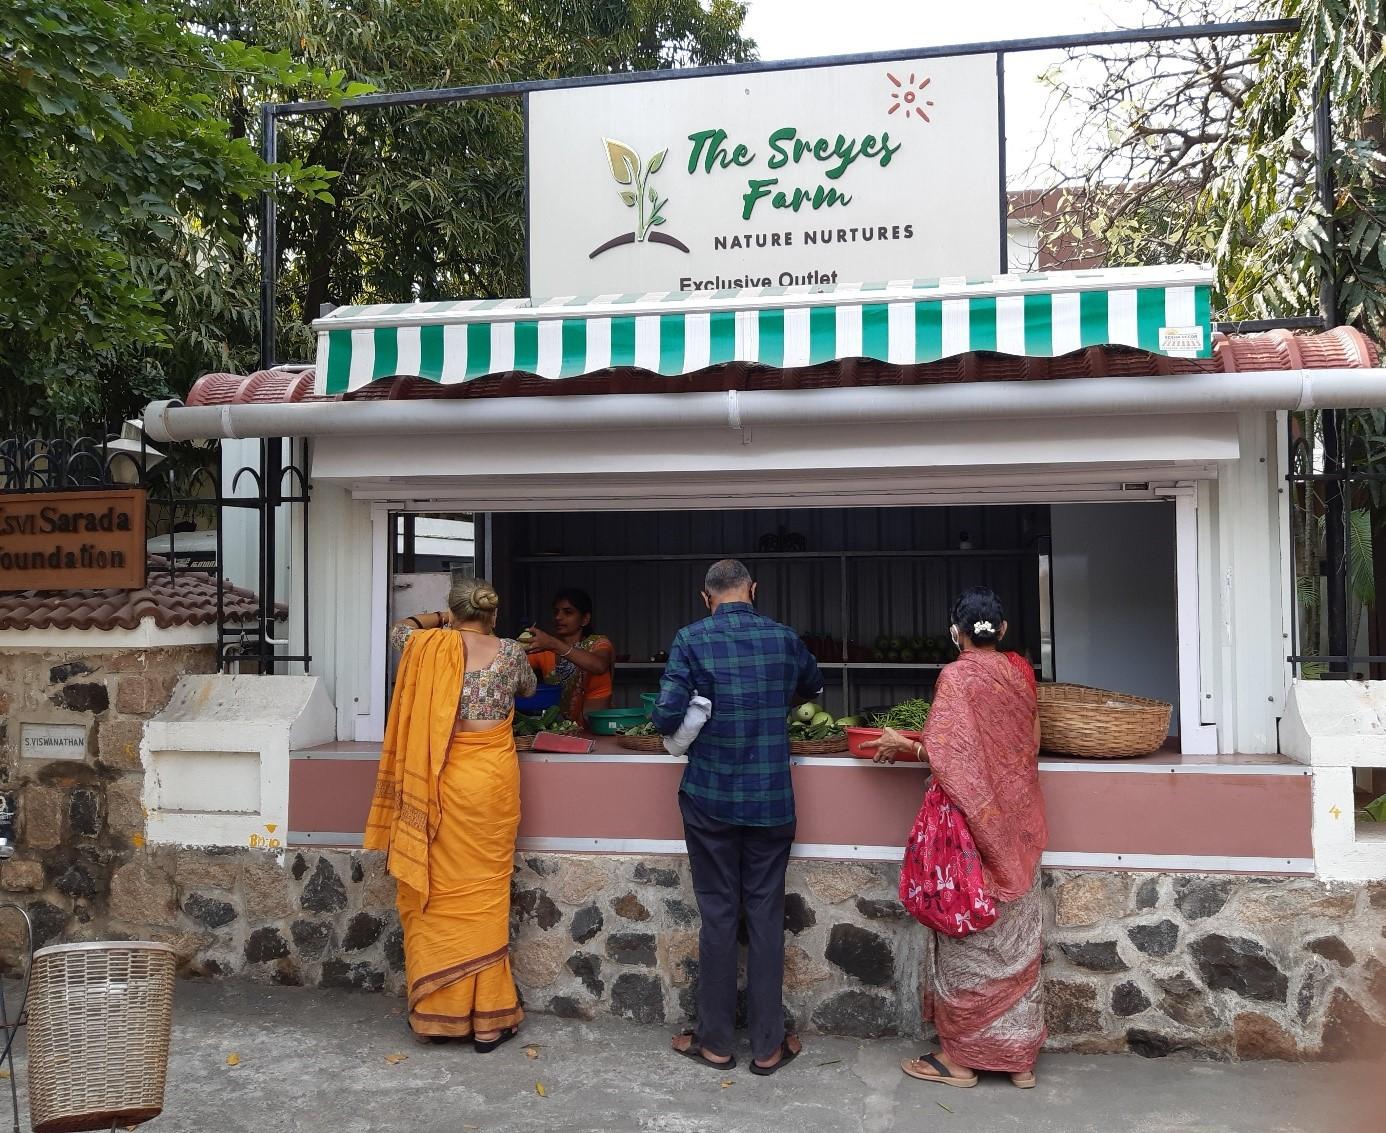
[899,781,999,938]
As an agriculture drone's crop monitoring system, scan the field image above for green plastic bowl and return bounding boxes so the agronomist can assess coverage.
[640,692,659,715]
[586,707,649,735]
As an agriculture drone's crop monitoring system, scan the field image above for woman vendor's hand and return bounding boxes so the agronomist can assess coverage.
[859,726,921,765]
[522,626,564,654]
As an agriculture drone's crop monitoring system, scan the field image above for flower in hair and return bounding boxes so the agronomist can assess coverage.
[972,621,995,635]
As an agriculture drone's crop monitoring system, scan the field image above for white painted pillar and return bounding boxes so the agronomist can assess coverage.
[1172,488,1218,755]
[1209,411,1286,754]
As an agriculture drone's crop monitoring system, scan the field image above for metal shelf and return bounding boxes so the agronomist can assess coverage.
[514,549,1034,565]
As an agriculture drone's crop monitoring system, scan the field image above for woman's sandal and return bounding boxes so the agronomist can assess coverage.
[672,1030,737,1070]
[749,1037,801,1076]
[1010,1070,1037,1089]
[474,1027,519,1054]
[409,1024,449,1046]
[900,1053,978,1088]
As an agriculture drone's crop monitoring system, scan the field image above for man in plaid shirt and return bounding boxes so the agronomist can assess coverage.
[652,559,823,1076]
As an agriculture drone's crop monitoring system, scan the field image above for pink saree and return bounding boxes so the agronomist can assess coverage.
[920,649,1048,1072]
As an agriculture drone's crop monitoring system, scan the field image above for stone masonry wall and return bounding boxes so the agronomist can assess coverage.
[0,644,216,955]
[8,837,1380,1061]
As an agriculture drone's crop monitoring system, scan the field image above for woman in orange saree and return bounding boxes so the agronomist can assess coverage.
[368,578,536,1050]
[866,586,1048,1087]
[521,588,614,724]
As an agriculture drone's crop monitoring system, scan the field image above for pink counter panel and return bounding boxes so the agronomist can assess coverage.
[288,744,1314,875]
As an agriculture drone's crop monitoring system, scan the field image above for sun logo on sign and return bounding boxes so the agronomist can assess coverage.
[886,72,934,122]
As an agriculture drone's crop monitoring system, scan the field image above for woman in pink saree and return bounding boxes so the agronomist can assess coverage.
[864,586,1048,1088]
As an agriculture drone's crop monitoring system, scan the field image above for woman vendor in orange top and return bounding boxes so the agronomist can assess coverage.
[522,588,615,726]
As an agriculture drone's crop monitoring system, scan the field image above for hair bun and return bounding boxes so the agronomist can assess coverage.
[473,588,499,612]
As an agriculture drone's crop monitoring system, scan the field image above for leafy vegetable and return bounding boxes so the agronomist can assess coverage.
[871,699,932,732]
[513,706,579,736]
[622,722,659,737]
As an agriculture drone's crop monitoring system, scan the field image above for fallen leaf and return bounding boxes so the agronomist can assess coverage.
[384,1053,409,1065]
[535,1081,547,1098]
[815,1059,842,1067]
[524,1045,540,1060]
[719,1079,734,1089]
[936,1100,953,1114]
[225,1054,240,1067]
[0,1069,9,1079]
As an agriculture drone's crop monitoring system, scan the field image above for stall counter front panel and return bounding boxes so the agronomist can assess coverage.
[287,743,1313,874]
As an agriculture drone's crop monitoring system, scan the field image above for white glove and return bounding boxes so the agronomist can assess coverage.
[663,695,711,758]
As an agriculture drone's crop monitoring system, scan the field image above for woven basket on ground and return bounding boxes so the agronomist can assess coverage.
[513,733,535,752]
[790,736,849,755]
[1036,683,1172,758]
[618,733,668,752]
[27,941,176,1133]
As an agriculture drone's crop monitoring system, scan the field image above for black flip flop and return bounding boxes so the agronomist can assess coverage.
[749,1038,801,1076]
[474,1027,519,1054]
[673,1030,737,1070]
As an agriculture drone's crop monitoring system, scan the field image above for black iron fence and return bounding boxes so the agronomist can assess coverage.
[0,434,309,674]
[1286,407,1386,678]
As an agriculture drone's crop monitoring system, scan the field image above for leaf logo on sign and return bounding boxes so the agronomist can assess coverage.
[590,137,691,260]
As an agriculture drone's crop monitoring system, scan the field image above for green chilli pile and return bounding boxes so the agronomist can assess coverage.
[870,699,931,732]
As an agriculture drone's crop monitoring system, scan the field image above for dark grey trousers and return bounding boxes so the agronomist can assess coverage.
[679,792,796,1061]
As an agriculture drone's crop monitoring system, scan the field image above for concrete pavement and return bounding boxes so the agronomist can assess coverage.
[13,981,1378,1133]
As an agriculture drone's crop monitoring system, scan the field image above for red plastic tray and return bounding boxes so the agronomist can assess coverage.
[845,726,925,761]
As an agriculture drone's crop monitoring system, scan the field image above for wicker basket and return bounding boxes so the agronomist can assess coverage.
[617,733,668,752]
[1036,683,1172,758]
[790,736,849,755]
[27,941,176,1133]
[513,733,535,752]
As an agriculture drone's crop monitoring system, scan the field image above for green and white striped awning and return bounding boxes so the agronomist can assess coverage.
[312,265,1213,396]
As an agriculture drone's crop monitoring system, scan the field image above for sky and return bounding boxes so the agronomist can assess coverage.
[739,0,1235,186]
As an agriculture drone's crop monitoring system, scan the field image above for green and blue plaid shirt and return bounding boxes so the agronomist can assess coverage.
[652,602,824,827]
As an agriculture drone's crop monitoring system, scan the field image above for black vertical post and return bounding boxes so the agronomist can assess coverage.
[259,105,279,372]
[261,438,282,671]
[996,52,1008,273]
[258,105,280,670]
[1312,54,1348,673]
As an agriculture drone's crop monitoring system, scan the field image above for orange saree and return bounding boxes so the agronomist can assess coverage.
[365,629,524,1038]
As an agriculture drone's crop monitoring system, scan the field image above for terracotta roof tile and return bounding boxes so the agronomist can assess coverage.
[0,557,265,632]
[184,328,1382,408]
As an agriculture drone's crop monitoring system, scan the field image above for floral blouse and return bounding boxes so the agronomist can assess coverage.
[390,625,537,721]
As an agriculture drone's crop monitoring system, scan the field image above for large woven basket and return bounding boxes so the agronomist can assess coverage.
[617,733,668,752]
[27,941,176,1133]
[1036,683,1172,758]
[790,736,849,755]
[513,733,535,752]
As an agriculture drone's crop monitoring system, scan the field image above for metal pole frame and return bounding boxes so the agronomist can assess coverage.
[254,17,1302,348]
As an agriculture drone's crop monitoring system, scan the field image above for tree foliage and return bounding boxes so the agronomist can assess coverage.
[189,0,754,354]
[1,0,754,433]
[0,0,360,431]
[1026,0,1385,335]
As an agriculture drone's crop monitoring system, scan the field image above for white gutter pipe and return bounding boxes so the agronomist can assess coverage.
[142,368,1386,443]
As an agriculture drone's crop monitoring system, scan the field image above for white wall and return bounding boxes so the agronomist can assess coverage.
[1051,502,1180,731]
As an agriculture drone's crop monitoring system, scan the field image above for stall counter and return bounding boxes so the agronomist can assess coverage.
[287,741,1312,873]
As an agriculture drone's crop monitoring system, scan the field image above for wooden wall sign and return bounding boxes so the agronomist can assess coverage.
[0,488,147,591]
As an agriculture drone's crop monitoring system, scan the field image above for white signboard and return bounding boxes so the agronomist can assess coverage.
[528,55,1001,296]
[21,722,89,762]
